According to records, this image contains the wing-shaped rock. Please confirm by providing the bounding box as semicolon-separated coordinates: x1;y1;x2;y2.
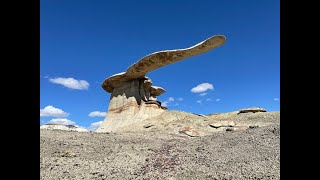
101;35;226;93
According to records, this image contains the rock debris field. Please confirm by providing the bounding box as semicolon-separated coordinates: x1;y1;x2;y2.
40;110;280;179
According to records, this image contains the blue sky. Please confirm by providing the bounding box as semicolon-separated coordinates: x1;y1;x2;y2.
40;0;280;129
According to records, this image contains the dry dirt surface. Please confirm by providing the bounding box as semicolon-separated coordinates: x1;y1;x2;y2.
40;111;280;180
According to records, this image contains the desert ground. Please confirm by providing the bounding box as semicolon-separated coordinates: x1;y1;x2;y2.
40;110;280;179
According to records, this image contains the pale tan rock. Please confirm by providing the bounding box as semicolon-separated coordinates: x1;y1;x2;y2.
125;35;226;79
238;107;267;114
209;121;236;128
97;35;226;133
96;79;164;133
179;126;202;137
150;86;166;96
101;35;226;93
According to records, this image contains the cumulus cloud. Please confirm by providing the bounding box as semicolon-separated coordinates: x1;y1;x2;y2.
47;118;76;125
87;121;103;131
40;105;69;117
88;111;107;117
49;77;89;90
199;93;207;96
177;98;183;101
191;83;214;93
216;98;221;102
273;98;280;101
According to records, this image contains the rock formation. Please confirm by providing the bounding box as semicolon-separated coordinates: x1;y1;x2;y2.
238;107;267;114
96;35;226;132
40;124;88;132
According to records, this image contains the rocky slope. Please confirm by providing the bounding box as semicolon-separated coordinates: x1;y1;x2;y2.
40;109;280;179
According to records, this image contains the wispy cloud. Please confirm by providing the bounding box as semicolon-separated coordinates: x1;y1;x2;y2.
162;97;176;107
87;121;103;131
47;118;76;125
40;105;69;117
162;101;169;107
49;77;89;90
177;97;184;101
216;98;221;102
191;83;214;93
206;98;212;101
273;98;280;101
199;93;207;96
196;100;202;103
88;111;107;117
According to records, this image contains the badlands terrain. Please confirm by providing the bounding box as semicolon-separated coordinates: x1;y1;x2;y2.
40;109;280;179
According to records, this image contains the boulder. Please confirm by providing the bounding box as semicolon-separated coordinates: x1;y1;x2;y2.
238;107;267;114
209;121;236;128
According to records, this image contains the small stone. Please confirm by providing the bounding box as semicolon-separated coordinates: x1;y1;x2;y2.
61;150;77;157
143;123;154;128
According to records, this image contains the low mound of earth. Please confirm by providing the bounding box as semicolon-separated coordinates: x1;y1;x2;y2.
40;110;280;179
117;110;279;136
40;124;88;132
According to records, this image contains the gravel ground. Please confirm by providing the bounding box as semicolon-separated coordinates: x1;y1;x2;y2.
40;112;280;179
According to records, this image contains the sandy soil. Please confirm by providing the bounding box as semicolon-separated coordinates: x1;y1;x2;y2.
40;111;280;179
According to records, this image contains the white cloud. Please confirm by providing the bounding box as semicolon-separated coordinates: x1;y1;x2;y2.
206;98;212;101
87;121;103;131
273;98;280;101
88;111;107;117
197;100;202;103
49;77;89;90
177;98;183;101
48;118;76;125
199;93;207;96
161;97;176;107
162;101;169;107
191;83;214;93
40;105;69;117
216;98;221;102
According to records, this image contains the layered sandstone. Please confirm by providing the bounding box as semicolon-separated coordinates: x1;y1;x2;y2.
96;78;165;132
96;35;226;133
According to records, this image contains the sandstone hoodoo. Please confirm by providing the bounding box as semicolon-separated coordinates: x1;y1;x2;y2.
96;35;226;133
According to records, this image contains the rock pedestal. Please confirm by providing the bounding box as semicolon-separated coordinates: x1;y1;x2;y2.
96;77;166;132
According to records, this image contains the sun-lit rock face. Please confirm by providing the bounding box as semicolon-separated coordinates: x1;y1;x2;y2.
96;35;226;133
96;77;166;132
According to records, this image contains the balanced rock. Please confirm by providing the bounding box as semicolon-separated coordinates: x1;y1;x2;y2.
96;35;226;133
